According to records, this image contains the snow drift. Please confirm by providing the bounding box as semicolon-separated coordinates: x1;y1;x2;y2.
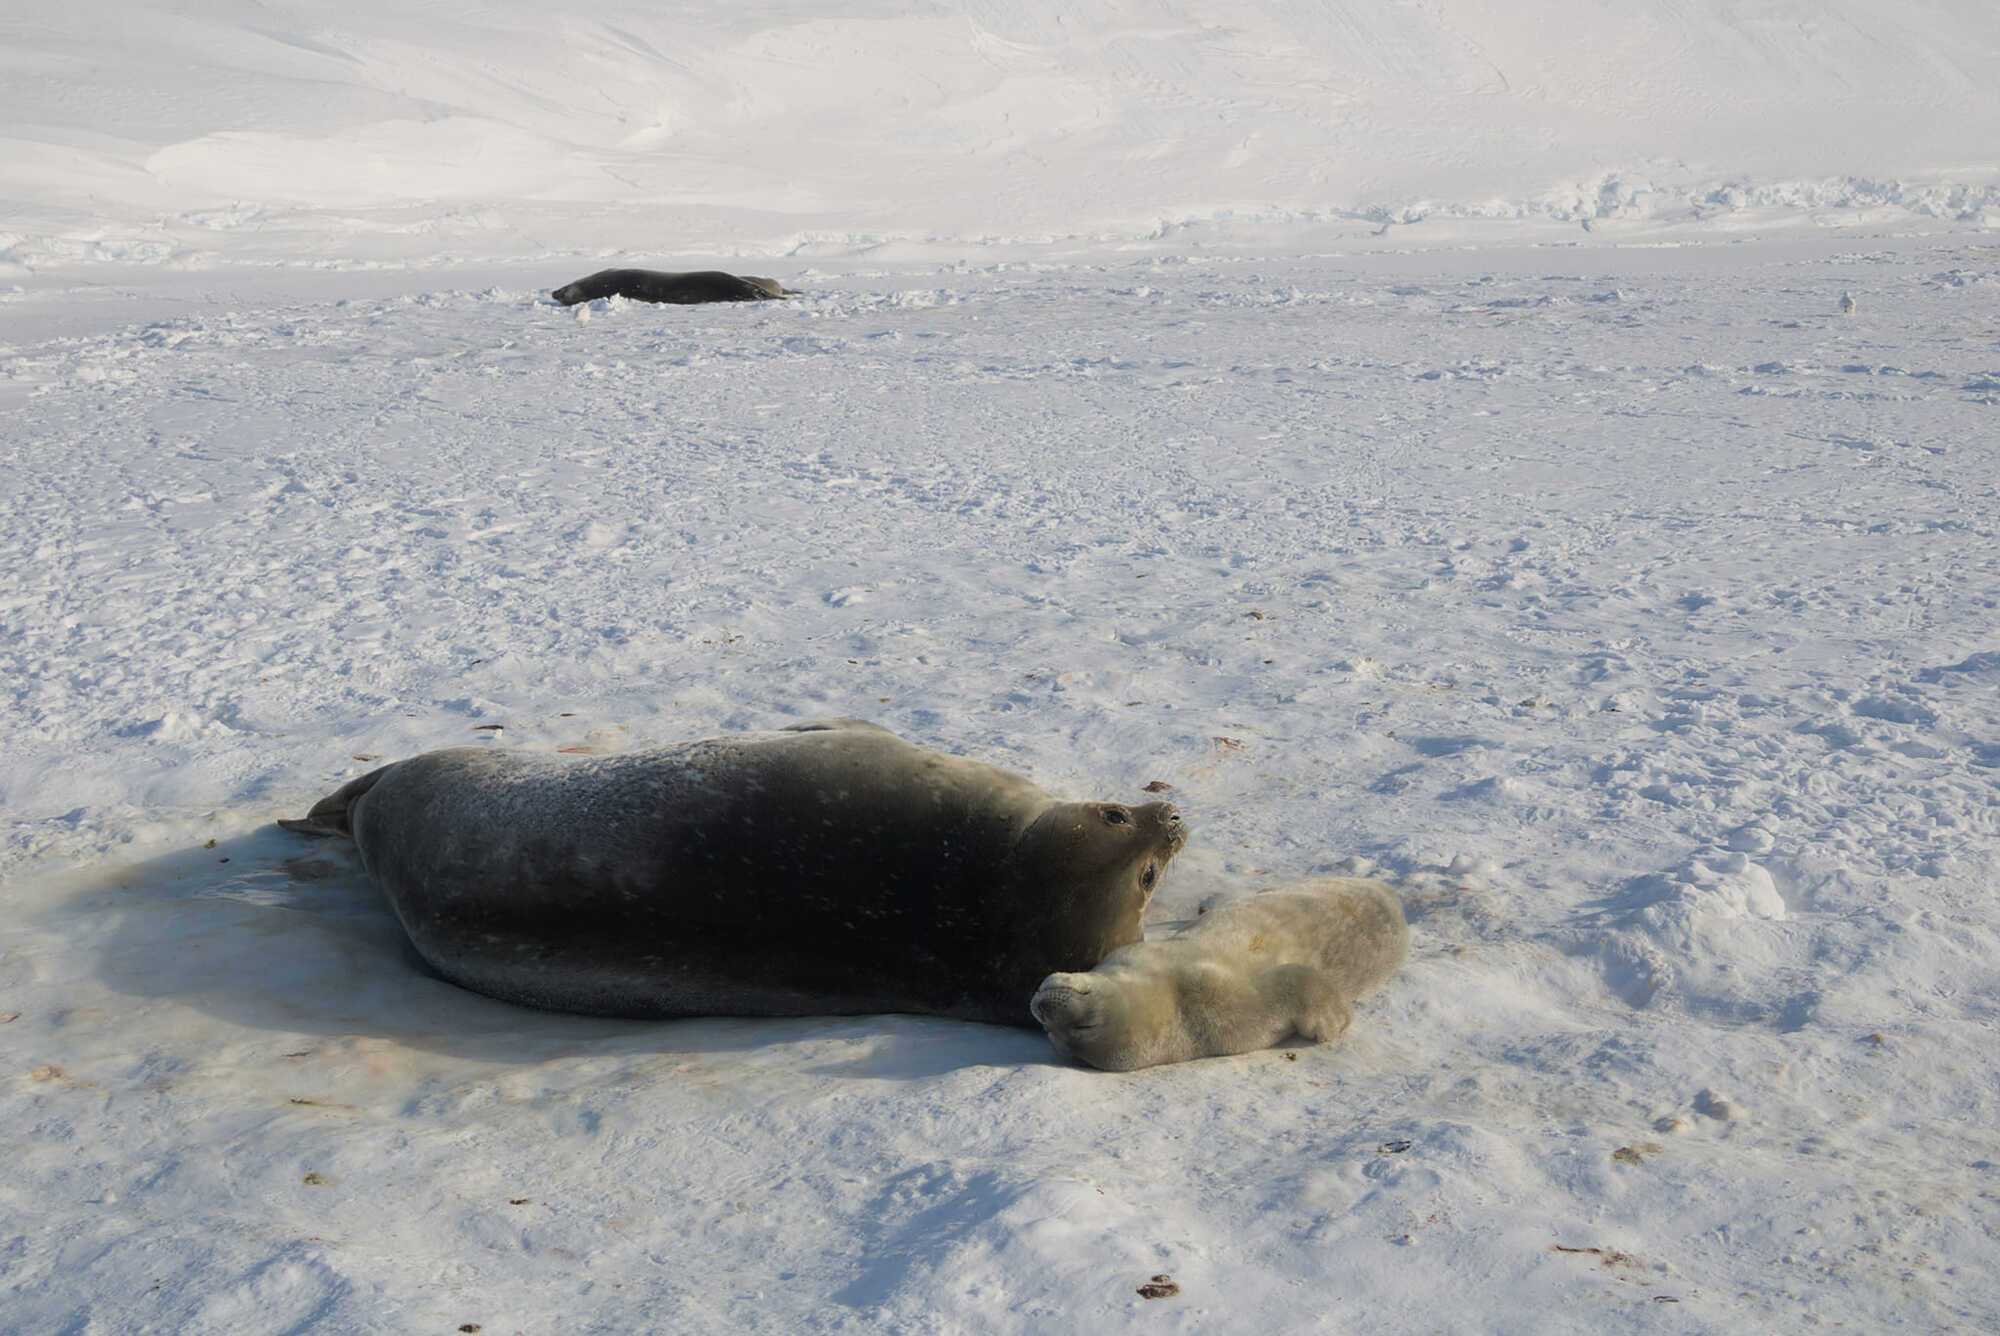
3;0;1998;269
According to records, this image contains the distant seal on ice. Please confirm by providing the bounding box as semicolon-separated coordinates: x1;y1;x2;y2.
550;269;796;306
1031;877;1406;1070
282;719;1185;1025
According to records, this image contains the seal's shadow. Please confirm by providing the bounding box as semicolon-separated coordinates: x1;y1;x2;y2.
68;826;1053;1076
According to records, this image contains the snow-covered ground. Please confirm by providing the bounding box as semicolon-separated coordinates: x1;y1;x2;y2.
5;2;2000;1333
9;237;1998;1334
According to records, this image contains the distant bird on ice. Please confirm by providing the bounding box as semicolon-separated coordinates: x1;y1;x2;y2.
1839;291;1857;315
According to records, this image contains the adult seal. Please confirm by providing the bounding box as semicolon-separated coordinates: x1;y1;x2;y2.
282;719;1186;1025
551;268;796;306
1031;877;1407;1070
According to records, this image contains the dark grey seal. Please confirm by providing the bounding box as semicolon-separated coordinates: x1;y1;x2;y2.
282;719;1185;1025
550;268;796;306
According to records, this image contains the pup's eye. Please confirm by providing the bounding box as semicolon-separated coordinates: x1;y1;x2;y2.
1141;863;1159;889
1102;808;1130;826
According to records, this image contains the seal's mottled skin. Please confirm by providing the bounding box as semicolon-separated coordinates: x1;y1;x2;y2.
550;269;795;306
1031;877;1407;1070
283;720;1184;1024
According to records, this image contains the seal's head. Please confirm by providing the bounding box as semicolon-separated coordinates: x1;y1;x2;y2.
996;800;1185;999
1077;799;1186;912
1036;799;1184;905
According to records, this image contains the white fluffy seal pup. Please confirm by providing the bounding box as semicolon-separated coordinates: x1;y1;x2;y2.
1030;877;1407;1070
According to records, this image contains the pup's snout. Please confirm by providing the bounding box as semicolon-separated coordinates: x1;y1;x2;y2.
1030;974;1092;1026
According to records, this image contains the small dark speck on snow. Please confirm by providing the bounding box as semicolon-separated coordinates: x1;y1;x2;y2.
1551;1244;1640;1271
1137;1275;1180;1299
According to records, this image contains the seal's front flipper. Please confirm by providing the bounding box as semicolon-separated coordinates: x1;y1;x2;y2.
1264;964;1352;1045
280;764;390;839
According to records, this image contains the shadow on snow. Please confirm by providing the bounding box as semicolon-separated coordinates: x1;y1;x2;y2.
52;824;1054;1078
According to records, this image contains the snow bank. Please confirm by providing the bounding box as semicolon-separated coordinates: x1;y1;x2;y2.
3;1;1998;270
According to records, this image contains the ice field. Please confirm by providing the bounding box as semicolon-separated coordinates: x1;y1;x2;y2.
3;2;1999;1332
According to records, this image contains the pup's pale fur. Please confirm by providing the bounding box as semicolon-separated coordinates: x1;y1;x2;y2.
1030;877;1407;1071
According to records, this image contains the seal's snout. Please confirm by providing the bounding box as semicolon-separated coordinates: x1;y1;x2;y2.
1144;802;1188;850
1030;974;1094;1028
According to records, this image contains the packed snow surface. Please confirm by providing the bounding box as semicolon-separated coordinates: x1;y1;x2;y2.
6;237;1998;1333
5;2;2000;1332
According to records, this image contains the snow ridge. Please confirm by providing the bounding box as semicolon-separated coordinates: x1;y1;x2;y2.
4;1;1997;269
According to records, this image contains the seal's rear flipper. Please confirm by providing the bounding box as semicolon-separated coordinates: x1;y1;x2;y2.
280;765;390;839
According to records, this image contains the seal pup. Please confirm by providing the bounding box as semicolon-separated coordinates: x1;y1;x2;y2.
550;269;796;306
283;719;1185;1025
1030;877;1406;1070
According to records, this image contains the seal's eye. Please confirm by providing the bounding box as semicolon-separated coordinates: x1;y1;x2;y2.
1102;807;1130;826
1141;863;1159;889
